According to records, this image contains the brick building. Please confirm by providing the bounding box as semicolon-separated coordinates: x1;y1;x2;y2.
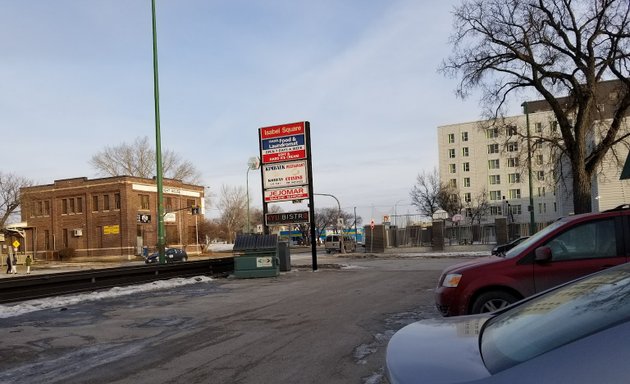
19;176;206;261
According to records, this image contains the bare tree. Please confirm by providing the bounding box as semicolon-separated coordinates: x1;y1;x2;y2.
437;184;463;218
0;172;33;227
410;168;446;217
90;136;202;184
466;189;491;226
217;185;247;243
441;0;630;213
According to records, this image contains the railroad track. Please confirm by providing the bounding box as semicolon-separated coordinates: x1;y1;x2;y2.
0;257;234;304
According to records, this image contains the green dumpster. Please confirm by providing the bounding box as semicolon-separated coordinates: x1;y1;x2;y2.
233;234;279;278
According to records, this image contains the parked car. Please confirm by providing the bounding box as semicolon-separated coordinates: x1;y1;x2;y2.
387;262;630;384
324;235;356;253
490;236;529;255
436;205;630;316
144;248;188;264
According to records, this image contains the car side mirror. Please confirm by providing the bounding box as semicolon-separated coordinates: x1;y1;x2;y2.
535;246;552;263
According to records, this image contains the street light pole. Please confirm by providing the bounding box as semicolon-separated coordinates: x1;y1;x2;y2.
150;0;166;264
314;193;344;253
522;101;536;235
246;157;260;234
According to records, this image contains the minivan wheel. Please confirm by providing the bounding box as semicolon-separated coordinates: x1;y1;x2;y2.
471;291;518;314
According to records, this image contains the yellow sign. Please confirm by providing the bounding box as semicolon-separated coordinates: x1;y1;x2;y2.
103;225;120;235
12;240;20;248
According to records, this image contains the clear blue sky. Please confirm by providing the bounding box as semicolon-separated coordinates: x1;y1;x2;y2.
0;0;517;223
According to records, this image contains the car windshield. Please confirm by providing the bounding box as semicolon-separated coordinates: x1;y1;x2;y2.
503;218;568;259
480;264;630;373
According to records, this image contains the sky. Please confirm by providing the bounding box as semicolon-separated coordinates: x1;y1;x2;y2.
0;0;521;225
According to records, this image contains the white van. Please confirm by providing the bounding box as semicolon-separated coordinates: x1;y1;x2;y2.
324;235;356;253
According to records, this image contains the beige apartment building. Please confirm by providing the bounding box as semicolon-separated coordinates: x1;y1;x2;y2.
438;80;630;230
18;176;206;261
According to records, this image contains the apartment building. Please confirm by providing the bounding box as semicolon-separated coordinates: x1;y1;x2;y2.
437;81;630;227
19;176;206;261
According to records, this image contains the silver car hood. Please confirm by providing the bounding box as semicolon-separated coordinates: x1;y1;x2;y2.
386;315;491;384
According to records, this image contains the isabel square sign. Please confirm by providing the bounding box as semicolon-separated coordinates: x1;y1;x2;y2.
259;122;307;164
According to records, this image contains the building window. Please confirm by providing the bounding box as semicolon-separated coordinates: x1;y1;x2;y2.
448;148;456;158
463;177;471;187
507;157;519;167
490;206;503;215
448;133;455;143
114;193;121;210
535;122;543;133
486;128;498;139
537;170;545;181
508;173;520;183
69;198;75;214
488;159;500;169
536;154;544;165
165;196;173;211
103;194;110;211
449;179;457;188
62;199;68;215
449;164;456;173
506;142;519;152
140;194;150;210
92;195;99;212
44;200;50;216
489;190;502;201
461;132;469;141
550;121;558;132
538;203;547;214
538;187;546;197
508;189;521;199
462;162;470;172
44;230;51;250
488;144;499;154
76;197;83;213
510;205;522;215
462;147;469;157
35;201;43;217
62;228;69;248
464;192;471;203
489;175;501;185
506;125;518;136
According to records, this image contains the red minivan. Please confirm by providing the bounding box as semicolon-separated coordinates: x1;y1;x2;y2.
435;205;630;316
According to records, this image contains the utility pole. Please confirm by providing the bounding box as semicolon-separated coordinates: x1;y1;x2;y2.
522;101;536;235
151;0;166;264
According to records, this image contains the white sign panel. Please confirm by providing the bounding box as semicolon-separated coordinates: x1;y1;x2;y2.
256;256;273;268
264;186;309;202
263;160;308;189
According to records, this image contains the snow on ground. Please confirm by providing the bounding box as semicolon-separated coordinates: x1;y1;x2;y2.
0;276;213;319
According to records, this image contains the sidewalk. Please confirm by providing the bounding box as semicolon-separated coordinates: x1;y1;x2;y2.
0;244;492;279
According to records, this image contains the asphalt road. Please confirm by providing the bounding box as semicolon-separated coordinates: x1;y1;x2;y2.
0;254;471;384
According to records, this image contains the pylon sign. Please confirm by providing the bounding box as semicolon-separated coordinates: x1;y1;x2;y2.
259;122;312;203
258;121;318;270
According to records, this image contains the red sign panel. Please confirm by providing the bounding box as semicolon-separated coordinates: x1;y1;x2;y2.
260;122;307;164
264;186;309;203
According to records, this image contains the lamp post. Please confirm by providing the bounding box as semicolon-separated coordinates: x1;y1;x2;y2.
150;0;166;264
522;101;536;235
246;157;260;233
314;193;344;253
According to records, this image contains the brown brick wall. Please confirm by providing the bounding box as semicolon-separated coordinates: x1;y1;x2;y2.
20;176;205;261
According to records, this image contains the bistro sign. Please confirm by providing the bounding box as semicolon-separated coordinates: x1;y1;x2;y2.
265;211;310;225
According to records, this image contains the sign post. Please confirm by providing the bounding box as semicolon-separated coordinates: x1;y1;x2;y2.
259;121;317;270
